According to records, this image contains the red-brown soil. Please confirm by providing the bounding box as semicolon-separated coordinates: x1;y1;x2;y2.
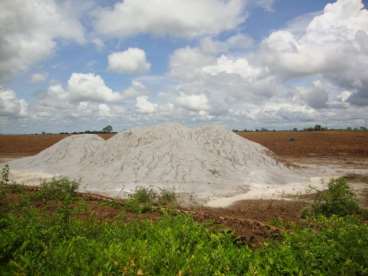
1;131;367;158
240;131;368;157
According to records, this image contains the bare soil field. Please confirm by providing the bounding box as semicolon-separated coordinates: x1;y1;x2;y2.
1;131;367;158
241;131;368;158
0;133;113;158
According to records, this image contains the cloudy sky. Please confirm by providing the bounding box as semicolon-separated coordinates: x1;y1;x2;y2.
1;0;368;133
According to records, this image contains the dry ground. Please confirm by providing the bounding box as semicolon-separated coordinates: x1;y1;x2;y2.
1;131;367;158
0;133;113;158
241;131;368;158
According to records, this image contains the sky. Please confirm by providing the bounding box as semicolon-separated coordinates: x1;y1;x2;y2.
0;0;368;133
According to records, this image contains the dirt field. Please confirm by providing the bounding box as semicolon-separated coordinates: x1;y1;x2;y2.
241;131;368;157
1;131;368;158
0;133;113;157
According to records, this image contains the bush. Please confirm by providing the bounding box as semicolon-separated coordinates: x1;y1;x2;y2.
309;178;361;217
124;188;177;213
35;178;79;201
0;164;10;186
124;187;157;213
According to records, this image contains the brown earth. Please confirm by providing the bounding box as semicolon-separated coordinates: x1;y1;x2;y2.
0;133;113;157
240;131;368;157
1;131;368;158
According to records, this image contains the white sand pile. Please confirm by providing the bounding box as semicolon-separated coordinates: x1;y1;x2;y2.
7;123;307;203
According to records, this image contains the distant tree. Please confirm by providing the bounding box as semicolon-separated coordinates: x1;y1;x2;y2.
102;125;113;133
314;124;322;131
293;128;298;132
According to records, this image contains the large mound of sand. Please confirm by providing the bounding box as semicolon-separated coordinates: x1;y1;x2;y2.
7;123;304;201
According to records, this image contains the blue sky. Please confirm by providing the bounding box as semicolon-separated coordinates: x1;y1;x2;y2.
1;0;368;133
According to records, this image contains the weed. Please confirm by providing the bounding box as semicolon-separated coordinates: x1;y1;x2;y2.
0;164;10;185
303;177;362;218
124;187;157;213
158;189;177;207
34;178;79;202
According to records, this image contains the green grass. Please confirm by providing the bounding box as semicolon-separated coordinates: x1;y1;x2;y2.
1;173;368;275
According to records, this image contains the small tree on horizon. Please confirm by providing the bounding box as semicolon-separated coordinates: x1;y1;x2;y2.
102;125;113;133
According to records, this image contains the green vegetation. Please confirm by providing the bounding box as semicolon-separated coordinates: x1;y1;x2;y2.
303;177;366;218
1;173;368;275
125;187;177;213
34;177;79;202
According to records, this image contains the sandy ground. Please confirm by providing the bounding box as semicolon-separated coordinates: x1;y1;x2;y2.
206;156;368;207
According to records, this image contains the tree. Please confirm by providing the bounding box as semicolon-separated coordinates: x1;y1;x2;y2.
102;125;113;133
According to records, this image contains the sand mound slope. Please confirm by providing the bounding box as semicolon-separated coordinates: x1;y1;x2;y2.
8;123;303;200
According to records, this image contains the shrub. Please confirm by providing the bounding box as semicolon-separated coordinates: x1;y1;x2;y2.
304;177;361;218
124;188;178;213
0;164;10;185
124;187;157;213
35;178;79;201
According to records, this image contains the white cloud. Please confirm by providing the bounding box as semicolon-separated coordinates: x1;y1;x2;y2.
94;0;246;39
31;73;47;83
136;96;157;114
108;48;151;74
0;88;28;117
259;0;368;85
176;94;210;113
202;55;261;81
0;0;85;82
169;47;216;80
67;73;122;103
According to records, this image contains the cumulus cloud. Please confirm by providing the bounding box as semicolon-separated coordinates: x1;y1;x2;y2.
67;73;122;103
31;73;47;83
176;94;210;113
0;0;84;82
108;48;151;74
4;0;368;132
136;96;157;114
259;0;368;98
94;0;246;38
0;88;28;117
202;55;261;81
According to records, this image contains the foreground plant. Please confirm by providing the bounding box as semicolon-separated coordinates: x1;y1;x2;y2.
303;177;364;218
34;177;79;202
